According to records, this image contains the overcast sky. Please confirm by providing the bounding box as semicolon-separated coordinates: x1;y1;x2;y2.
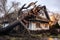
7;0;60;13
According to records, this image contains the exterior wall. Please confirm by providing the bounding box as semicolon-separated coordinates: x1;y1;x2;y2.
40;23;49;30
28;22;36;30
28;22;49;30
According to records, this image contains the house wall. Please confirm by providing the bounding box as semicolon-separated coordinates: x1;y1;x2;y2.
40;23;49;30
28;22;36;30
28;22;49;30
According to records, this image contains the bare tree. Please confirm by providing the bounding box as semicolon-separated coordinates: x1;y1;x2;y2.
8;1;20;13
0;0;7;13
0;0;20;15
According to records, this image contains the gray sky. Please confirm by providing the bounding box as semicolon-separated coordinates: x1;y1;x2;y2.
7;0;60;13
8;0;60;12
0;0;60;17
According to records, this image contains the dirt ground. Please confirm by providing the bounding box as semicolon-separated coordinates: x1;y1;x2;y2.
0;33;60;40
0;35;41;40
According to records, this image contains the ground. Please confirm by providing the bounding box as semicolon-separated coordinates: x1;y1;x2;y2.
0;33;60;40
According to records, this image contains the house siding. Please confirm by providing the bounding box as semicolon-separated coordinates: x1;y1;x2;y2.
28;22;49;30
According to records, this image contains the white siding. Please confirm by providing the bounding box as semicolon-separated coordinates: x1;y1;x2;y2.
29;22;36;30
28;22;49;30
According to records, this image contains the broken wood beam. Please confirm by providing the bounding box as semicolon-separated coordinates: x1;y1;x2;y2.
43;6;50;20
18;20;31;35
28;19;49;23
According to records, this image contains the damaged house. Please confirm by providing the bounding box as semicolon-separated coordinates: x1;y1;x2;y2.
0;1;59;35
